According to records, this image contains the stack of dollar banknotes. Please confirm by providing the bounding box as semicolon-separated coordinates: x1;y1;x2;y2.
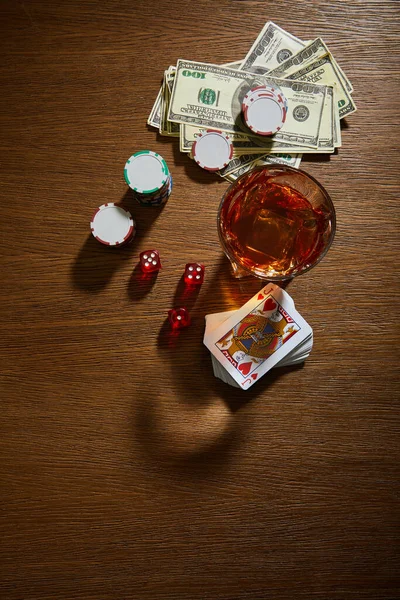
147;22;356;182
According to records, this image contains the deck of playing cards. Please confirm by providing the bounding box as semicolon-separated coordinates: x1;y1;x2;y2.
203;284;313;390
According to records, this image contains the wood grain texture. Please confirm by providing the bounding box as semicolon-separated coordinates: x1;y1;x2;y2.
0;1;399;598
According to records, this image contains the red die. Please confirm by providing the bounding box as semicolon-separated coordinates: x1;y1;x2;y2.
140;250;161;273
184;263;204;285
168;307;191;329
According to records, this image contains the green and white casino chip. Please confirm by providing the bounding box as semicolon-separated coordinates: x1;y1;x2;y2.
124;150;170;195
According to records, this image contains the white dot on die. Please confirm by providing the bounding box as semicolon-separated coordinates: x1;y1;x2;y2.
177;315;182;320
196;275;200;279
152;260;157;266
143;254;148;260
196;266;201;271
150;253;155;258
145;262;149;267
188;274;193;279
189;266;194;271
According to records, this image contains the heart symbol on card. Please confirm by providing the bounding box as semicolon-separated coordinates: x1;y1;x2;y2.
257;293;265;300
238;362;252;376
251;373;258;380
263;298;277;312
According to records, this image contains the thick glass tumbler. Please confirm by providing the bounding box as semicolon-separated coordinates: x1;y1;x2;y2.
217;165;336;281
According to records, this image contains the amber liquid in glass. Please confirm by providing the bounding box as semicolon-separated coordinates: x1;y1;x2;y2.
221;172;328;277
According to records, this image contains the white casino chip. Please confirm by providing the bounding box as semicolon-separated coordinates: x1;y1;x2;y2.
243;95;285;136
91;203;135;246
242;85;284;108
124;150;170;194
192;130;234;172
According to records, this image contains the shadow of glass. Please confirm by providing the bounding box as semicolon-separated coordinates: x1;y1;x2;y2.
133;392;241;479
131;257;300;471
134;329;302;476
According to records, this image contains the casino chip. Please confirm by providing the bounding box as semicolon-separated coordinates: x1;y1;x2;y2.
124;150;172;206
192;130;234;172
124;150;169;194
90;203;136;246
242;85;287;136
242;85;284;107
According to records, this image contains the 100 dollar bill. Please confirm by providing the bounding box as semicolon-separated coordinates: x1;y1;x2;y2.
180;124;310;154
270;38;356;118
147;86;163;128
166;70;180;136
240;21;306;74
218;152;302;178
169;60;328;148
181;82;337;154
271;37;353;93
149;61;242;133
222;60;242;69
181;92;336;155
221;153;303;182
288;54;356;120
180;125;257;153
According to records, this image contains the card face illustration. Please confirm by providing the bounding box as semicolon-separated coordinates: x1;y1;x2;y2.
214;294;300;378
203;284;312;389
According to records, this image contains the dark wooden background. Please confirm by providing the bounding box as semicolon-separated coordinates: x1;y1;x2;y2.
1;1;399;598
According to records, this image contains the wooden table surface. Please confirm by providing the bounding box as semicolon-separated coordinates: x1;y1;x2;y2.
1;1;399;598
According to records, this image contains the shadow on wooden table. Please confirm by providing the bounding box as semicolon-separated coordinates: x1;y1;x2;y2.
171;273;202;311
71;233;136;293
127;263;159;300
133;257;301;472
171;140;222;185
71;189;165;293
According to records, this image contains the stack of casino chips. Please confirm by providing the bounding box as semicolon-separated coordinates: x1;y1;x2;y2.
124;150;172;206
242;85;288;136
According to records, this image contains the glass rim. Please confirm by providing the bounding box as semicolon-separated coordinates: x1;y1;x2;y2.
217;164;337;282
